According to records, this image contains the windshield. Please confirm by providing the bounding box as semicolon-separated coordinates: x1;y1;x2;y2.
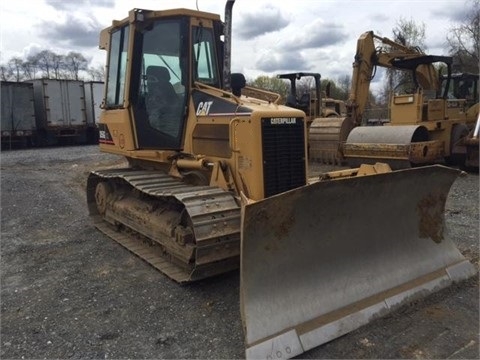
193;25;220;87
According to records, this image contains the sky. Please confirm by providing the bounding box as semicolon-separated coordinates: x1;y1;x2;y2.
0;0;472;94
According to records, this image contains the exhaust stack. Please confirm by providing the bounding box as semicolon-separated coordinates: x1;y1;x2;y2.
223;0;235;91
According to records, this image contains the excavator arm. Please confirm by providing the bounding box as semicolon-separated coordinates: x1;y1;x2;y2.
347;31;440;126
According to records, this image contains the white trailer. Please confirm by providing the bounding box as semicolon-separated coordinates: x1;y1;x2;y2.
1;81;36;148
30;79;88;145
84;81;104;143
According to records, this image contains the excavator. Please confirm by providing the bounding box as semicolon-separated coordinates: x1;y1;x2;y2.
86;2;476;358
309;31;479;170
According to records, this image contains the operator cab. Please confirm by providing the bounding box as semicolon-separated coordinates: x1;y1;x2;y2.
442;72;479;106
101;8;224;149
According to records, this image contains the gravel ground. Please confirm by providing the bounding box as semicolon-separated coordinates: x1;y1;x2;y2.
1;145;478;359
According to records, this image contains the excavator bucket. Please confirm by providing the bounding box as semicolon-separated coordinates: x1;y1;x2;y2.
240;165;476;359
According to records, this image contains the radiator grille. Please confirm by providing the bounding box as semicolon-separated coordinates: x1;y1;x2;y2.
261;117;306;197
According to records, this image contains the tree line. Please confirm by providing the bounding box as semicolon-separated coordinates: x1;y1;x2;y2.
2;0;476;100
0;50;105;83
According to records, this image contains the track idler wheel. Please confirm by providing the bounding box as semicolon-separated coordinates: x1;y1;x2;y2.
95;182;112;215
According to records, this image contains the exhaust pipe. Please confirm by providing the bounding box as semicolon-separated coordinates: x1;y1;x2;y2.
223;0;235;91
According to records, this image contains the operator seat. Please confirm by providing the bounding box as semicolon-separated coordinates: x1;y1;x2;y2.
285;94;298;107
145;66;180;136
146;66;178;103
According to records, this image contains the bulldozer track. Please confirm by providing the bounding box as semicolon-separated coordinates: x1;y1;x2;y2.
87;168;241;283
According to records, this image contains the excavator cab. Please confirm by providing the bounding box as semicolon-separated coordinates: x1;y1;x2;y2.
442;72;479;121
444;72;479;103
388;55;452;125
277;72;322;122
278;72;346;124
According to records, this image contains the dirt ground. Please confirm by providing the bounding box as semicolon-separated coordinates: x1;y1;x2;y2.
1;145;479;359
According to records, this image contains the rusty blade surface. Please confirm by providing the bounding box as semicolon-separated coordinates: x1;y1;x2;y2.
240;165;476;359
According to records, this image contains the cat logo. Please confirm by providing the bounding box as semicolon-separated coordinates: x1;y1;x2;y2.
270;117;297;125
196;101;213;116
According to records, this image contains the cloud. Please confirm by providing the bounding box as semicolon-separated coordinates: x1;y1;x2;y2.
235;5;290;39
255;52;311;73
428;36;449;52
431;6;470;23
37;14;103;48
45;0;115;11
370;12;390;23
279;19;348;51
22;43;44;59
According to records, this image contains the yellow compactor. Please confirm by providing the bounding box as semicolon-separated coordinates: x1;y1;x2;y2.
87;2;476;358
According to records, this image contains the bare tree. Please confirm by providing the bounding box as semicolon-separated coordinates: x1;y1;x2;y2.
8;57;24;82
392;18;427;50
51;53;65;79
0;65;13;81
296;76;316;97
447;0;479;73
22;57;40;80
335;75;352;100
87;64;106;82
65;52;88;80
391;18;427;88
34;50;57;78
378;18;427;105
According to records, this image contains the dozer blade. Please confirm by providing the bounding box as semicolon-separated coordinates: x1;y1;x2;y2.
240;165;476;359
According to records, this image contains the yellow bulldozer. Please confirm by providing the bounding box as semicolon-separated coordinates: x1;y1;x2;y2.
87;2;476;358
309;30;479;170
